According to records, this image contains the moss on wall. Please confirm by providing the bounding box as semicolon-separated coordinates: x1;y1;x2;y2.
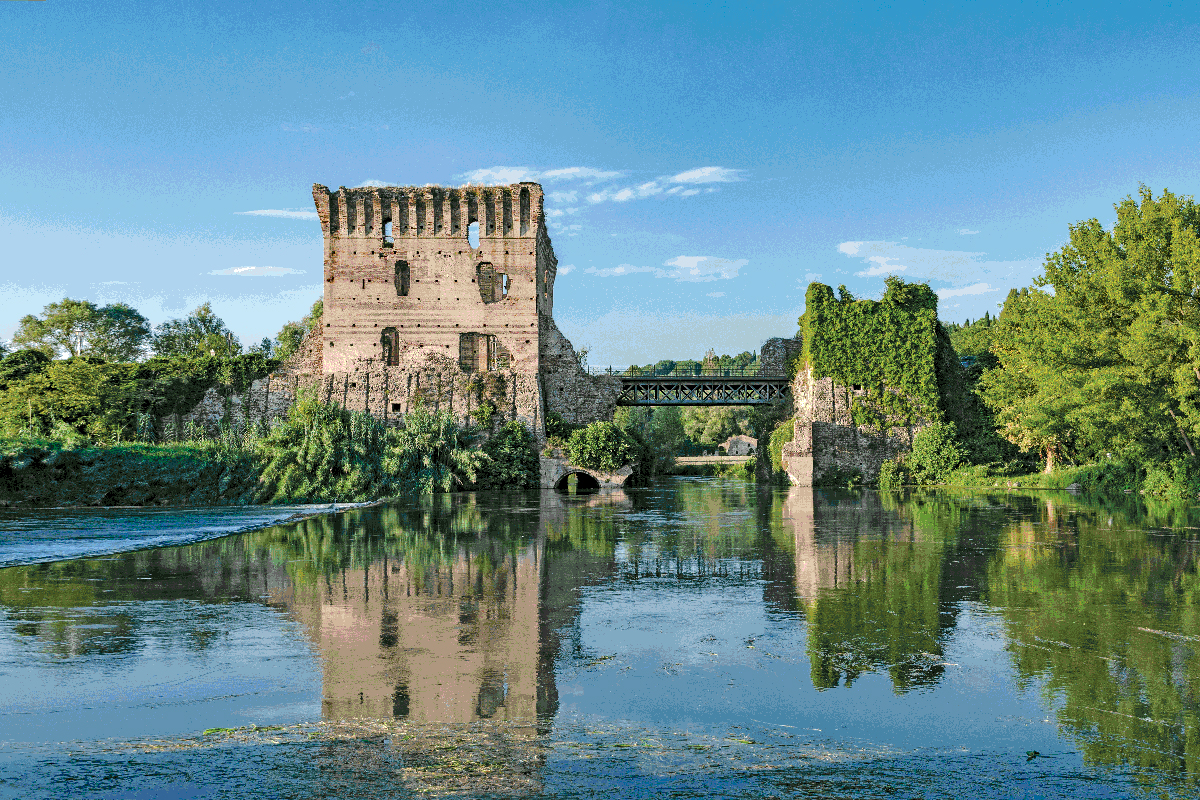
803;278;941;430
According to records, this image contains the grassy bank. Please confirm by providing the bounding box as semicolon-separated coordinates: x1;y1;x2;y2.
0;437;261;507
936;459;1200;500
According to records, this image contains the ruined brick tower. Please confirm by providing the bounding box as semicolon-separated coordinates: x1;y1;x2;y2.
314;182;554;376
310;181;619;438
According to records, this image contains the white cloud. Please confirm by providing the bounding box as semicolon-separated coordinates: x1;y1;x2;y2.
558;265;575;275
836;240;1041;299
459;166;621;185
855;256;908;278
547;191;578;204
538;167;621;183
236;209;319;220
210;266;306;277
356;179;392;188
668;166;741;184
936;282;994;298
584;255;747;282
584;263;657;278
958;229;980;235
707;291;725;298
586;166;742;205
802;272;823;284
664;255;746;281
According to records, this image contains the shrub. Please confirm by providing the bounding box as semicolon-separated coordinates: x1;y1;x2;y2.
477;421;540;489
567;421;636;473
768;417;796;472
908;422;964;484
877;457;907;489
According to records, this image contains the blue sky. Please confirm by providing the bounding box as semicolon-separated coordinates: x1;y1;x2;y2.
3;0;1200;365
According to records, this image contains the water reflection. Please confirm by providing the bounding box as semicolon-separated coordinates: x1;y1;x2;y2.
3;483;1200;797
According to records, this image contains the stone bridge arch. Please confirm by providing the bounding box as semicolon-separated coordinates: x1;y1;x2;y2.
539;455;632;491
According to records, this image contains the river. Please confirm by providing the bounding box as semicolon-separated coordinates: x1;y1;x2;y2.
1;478;1197;798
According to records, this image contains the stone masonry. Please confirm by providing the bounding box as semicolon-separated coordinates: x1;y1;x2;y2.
781;367;923;486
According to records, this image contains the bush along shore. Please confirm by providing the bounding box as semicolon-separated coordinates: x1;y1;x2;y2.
0;395;548;508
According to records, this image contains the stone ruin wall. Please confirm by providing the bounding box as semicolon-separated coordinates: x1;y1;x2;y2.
759;336;803;376
781;367;924;486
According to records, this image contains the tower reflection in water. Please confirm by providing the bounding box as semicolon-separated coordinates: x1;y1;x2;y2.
269;490;627;732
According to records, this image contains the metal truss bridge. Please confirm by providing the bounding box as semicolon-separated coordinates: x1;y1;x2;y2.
592;367;791;406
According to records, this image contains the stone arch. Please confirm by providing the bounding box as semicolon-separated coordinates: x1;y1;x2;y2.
554;470;601;494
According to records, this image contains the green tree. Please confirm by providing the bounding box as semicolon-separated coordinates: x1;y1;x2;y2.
980;187;1200;470
275;299;323;362
151;302;241;359
12;299;151;361
682;406;750;446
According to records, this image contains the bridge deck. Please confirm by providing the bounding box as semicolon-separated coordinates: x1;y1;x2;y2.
614;374;790;405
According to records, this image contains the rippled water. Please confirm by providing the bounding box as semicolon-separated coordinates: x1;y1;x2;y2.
2;480;1199;798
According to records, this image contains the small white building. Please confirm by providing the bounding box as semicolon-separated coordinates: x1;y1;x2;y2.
722;434;757;456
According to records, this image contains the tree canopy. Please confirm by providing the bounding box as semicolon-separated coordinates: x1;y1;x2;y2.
12;298;151;361
151;302;242;359
979;186;1200;470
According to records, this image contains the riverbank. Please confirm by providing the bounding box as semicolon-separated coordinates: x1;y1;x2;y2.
0;438;263;507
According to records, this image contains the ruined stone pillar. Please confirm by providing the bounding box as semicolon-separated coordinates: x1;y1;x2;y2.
336;190;349;237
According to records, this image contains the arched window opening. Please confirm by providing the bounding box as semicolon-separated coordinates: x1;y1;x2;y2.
502;192;513;233
415;199;426;233
395;261;410;297
380;327;399;366
501;273;510;299
433;193;443;234
450;193;461;235
467;221;479;249
519;187;530;235
477;262;499;303
383;220;393;246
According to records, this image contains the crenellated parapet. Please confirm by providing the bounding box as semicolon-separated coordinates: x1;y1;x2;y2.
311;183;546;241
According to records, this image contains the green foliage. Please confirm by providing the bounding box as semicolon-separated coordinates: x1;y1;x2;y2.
682;405;751;446
256;397;485;503
274;299;323;362
803;277;941;425
477;421;540;489
980;187;1200;473
943;312;996;360
544;409;578;441
0;349;51;390
877;457;907;490
470;400;496;428
567;421;636;473
12;298;151;361
387;404;487;494
151;302;241;359
768;416;796;473
817;466;863;488
908;422;964;484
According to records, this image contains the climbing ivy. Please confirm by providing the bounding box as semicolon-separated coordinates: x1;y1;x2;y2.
803;278;942;427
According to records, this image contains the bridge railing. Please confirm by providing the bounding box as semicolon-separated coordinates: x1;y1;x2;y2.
590;365;787;378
